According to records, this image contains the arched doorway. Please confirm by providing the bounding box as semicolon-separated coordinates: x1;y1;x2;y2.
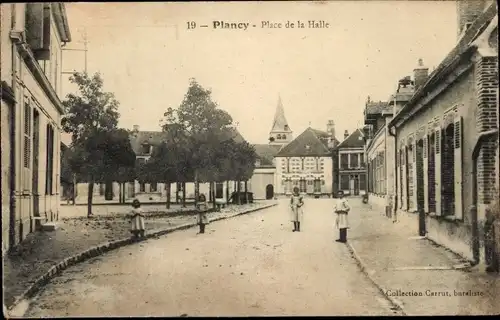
266;184;274;199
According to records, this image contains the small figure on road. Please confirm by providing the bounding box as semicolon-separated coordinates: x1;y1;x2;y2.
290;187;304;232
334;190;351;243
197;194;210;234
130;199;146;239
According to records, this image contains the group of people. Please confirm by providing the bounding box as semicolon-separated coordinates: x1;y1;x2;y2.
128;194;211;239
128;188;351;243
289;187;351;243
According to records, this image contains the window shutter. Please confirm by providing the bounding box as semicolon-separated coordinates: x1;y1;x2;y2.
25;3;44;50
411;142;417;211
454;116;463;219
402;146;407;210
423;136;429;212
434;126;442;216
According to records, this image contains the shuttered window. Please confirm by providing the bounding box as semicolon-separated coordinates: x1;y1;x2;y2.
23;102;32;169
45;124;55;195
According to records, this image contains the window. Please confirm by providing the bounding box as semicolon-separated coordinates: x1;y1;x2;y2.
141;143;151;154
284;125;289;131
340;154;349;169
277;134;282;140
299;179;306;193
314;179;321;192
139;182;146;192
350;153;359;168
150;182;157;192
45;124;55;195
282;134;287;140
341;175;349;190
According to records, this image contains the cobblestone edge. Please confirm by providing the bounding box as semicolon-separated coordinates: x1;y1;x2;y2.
7;203;277;315
345;240;407;316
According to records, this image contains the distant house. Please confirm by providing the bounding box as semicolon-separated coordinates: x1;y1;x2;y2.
73;125;247;204
274;127;336;197
250;144;281;199
336;129;366;196
387;1;498;263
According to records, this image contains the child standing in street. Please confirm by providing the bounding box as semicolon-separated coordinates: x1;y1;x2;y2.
334;190;351;243
290;187;304;232
130;199;145;239
197;194;209;234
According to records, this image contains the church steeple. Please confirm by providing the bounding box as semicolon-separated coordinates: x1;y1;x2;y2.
269;95;293;145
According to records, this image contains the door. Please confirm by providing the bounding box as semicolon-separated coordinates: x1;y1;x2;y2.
32;110;40;229
104;181;114;200
313;179;321;193
265;184;274;199
353;175;360;196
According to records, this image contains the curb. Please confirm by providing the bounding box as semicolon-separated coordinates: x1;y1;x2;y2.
345;240;407;316
7;203;277;316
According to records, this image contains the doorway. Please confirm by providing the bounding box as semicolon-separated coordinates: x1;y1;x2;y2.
265;184;274;199
442;124;455;215
104;180;114;200
350;175;360;196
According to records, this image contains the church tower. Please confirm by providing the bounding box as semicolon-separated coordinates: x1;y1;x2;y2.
269;95;293;146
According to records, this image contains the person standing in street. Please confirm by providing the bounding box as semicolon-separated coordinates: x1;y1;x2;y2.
130;199;146;239
290;187;304;232
197;194;209;234
334;190;351;243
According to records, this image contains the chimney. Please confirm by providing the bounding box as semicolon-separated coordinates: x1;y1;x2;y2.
413;58;429;91
133;125;140;132
457;0;488;39
344;130;349;140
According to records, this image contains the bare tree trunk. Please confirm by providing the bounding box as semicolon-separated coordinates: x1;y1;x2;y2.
166;182;171;209
237;180;241;205
194;171;199;207
226;180;230;205
175;182;179;204
72;174;77;205
119;183;122;204
212;182;216;209
244;180;248;204
182;182;186;208
87;179;94;217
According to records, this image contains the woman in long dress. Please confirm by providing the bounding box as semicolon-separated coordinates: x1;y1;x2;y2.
290;187;304;232
334;190;351;243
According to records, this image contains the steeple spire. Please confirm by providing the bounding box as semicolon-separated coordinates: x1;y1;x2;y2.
269;94;293;146
271;95;291;132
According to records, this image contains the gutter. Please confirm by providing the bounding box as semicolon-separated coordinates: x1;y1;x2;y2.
471;129;499;264
9;31;65;115
9;4;18;252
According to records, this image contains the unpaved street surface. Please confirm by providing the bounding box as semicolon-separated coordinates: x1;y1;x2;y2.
24;199;398;317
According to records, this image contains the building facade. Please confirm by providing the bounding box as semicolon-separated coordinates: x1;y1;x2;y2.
336;129;367;196
388;1;498;263
363;77;415;211
1;3;71;253
274;127;335;197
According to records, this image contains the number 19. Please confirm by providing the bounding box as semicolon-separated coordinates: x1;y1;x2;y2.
187;21;196;29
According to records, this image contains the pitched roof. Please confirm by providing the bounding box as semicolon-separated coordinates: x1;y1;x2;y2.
253;144;281;167
390;2;497;126
270;95;291;132
129;127;246;156
276;127;331;157
337;128;365;149
129;131;168;156
365;100;391;115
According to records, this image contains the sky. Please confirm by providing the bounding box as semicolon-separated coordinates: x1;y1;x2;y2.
61;1;458;144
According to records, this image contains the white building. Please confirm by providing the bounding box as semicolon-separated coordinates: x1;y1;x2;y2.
1;3;71;252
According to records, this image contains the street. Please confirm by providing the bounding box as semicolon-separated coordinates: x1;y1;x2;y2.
23;199;399;317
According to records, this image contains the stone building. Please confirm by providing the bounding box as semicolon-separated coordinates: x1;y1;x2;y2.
363;76;415;212
1;3;71;252
336;129;367;196
387;0;498;263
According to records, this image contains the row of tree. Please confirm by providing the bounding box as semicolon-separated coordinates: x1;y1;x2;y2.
61;73;257;217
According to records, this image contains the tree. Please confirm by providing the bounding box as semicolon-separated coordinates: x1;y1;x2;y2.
62;72;135;217
162;79;234;206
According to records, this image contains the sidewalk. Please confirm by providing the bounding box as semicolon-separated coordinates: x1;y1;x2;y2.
3;201;274;309
347;199;500;315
